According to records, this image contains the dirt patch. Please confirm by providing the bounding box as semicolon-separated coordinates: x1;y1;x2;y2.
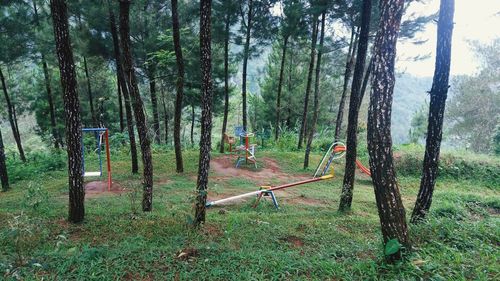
207;155;331;208
280;235;305;248
210;155;310;185
85;181;127;198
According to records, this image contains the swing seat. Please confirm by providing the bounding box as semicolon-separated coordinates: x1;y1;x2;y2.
84;171;102;177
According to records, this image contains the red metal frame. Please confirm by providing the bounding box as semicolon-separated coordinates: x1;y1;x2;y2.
105;129;112;191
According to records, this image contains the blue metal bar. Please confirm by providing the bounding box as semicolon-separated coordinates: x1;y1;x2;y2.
82;128;108;176
97;133;103;176
81;134;85;175
82;128;107;132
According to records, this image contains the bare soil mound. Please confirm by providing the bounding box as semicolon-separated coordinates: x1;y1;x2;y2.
85;181;127;198
208;155;326;206
210;155;310;185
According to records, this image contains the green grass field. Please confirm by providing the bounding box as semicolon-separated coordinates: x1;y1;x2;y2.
0;149;499;280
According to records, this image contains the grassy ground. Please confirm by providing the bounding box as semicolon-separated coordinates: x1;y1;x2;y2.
0;149;499;280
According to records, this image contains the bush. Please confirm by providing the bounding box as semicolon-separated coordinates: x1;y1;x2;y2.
6;150;66;183
394;144;500;186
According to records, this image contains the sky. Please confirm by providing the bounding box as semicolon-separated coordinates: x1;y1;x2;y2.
397;0;500;77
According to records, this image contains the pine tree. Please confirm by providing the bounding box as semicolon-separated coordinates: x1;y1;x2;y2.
171;0;184;173
108;6;139;174
297;11;319;149
411;0;455;223
214;0;238;153
119;0;154;212
304;8;326;168
367;0;409;263
339;0;372;211
194;0;213;226
0;128;9;192
51;0;85;223
32;0;62;149
0;67;26;162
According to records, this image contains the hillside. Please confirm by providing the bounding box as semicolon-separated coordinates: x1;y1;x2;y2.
392;74;432;143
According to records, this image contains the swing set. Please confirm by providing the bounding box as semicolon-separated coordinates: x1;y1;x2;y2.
81;128;112;191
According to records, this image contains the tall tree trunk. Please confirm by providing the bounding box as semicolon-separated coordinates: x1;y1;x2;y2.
42;55;63;148
339;0;372;211
241;0;253;132
220;13;231;153
119;0;153;212
109;7;138;174
33;0;62;148
304;12;325;168
194;0;213;226
161;88;169;145
275;36;289;141
190;104;195;146
148;64;161;144
171;0;184;173
411;0;455;223
0;128;9;192
358;57;373;112
117;77;125;132
51;0;84;223
367;0;409;263
83;56;97;127
297;17;318;149
0;67;26;162
286;48;293;128
334;26;358;141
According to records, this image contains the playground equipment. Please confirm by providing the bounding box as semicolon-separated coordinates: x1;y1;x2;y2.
81;128;112;191
223;133;236;153
206;174;333;209
313;141;371;178
207;140;371;210
234;127;258;169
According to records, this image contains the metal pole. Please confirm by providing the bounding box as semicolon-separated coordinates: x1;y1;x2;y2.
105;129;112;191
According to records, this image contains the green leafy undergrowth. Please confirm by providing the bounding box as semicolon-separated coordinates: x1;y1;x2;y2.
0;149;498;280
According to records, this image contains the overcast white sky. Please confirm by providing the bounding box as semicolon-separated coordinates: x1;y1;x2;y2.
397;0;500;77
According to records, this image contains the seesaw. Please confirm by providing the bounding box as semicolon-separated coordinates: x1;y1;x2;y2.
206;174;333;209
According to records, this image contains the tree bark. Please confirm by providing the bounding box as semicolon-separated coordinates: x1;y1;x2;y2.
51;0;84;223
171;0;184;173
0;67;26;162
119;0;154;212
220;12;231;153
339;0;372;212
334;26;358;141
117;76;125;132
148;64;161;144
241;0;253;132
161;88;169;145
297;16;318;149
194;0;213;226
83;56;97;127
286;48;293;128
109;7;139;174
190;104;195;146
275;36;289;141
411;0;454;223
42;55;63;148
0;128;9;192
367;0;409;263
358;57;373;112
304;12;325;169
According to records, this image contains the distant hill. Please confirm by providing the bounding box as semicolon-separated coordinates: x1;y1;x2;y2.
392;73;432;143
